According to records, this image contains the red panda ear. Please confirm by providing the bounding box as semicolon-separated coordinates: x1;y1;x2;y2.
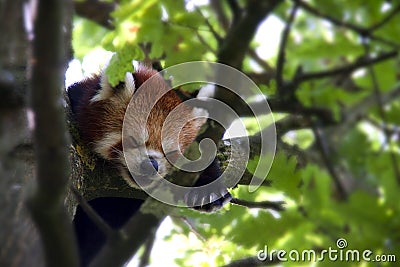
124;72;136;94
131;65;159;88
67;76;101;117
91;72;136;102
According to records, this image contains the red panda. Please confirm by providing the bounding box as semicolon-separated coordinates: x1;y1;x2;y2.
68;64;231;211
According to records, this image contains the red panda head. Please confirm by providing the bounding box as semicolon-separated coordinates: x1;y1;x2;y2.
69;65;207;188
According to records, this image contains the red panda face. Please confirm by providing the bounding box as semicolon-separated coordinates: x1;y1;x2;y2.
69;65;207;189
121;69;208;188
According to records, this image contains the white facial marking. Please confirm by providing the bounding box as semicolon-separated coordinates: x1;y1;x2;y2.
90;70;114;102
124;72;135;95
94;132;122;160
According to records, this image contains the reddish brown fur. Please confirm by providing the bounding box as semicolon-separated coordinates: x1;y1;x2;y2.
145;90;197;154
71;67;201;161
68;65;231;212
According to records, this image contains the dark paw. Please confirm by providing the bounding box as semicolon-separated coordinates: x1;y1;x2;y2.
184;158;231;212
194;191;232;212
184;187;232;212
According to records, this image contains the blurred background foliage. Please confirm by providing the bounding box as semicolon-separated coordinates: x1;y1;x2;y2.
71;0;400;266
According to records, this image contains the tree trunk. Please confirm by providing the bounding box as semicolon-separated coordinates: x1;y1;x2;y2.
0;0;44;266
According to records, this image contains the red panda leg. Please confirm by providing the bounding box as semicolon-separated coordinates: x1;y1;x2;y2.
186;158;232;212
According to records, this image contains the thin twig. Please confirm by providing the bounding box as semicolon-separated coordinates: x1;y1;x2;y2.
227;0;242;27
74;0;116;29
369;5;400;32
89;199;164;267
294;0;366;34
222;256;280;267
217;0;281;68
138;231;156;267
276;2;298;95
328;86;400;139
209;0;230;31
178;216;207;242
362;41;400;185
70;186;115;238
195;31;217;53
296;50;397;83
230;198;285;212
248;49;275;73
203;0;282;144
246;71;275;87
195;5;222;43
366;117;400;138
293;0;400;48
275;115;312;136
311;121;348;200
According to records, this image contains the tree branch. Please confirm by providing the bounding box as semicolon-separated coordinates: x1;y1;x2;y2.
195;5;222;43
217;0;281;69
226;0;242;27
67;138;148;201
70;186;115;238
209;0;230;31
366;117;400;139
276;2;298;95
177;216;207;242
294;0;367;34
292;50;398;84
369;4;400;32
138;231;156;267
74;0;116;29
28;0;77;266
311;121;348;200
201;0;282;147
230;198;285;212
328;85;400;139
222;256;280;267
83;132;275;266
248;49;275;74
275;115;313;136
293;0;400;48
89;199;167;267
362;41;400;184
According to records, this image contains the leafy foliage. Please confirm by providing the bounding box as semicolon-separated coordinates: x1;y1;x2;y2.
72;0;400;266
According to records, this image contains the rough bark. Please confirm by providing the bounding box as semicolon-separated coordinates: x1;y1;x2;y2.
27;0;77;266
0;0;43;266
0;0;74;265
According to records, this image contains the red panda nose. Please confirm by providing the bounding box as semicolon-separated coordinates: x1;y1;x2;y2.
140;157;159;176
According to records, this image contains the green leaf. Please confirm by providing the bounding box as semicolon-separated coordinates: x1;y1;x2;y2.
247;152;301;200
105;45;143;86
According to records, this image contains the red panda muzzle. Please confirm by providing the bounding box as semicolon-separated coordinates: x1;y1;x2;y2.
139;157;159;176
